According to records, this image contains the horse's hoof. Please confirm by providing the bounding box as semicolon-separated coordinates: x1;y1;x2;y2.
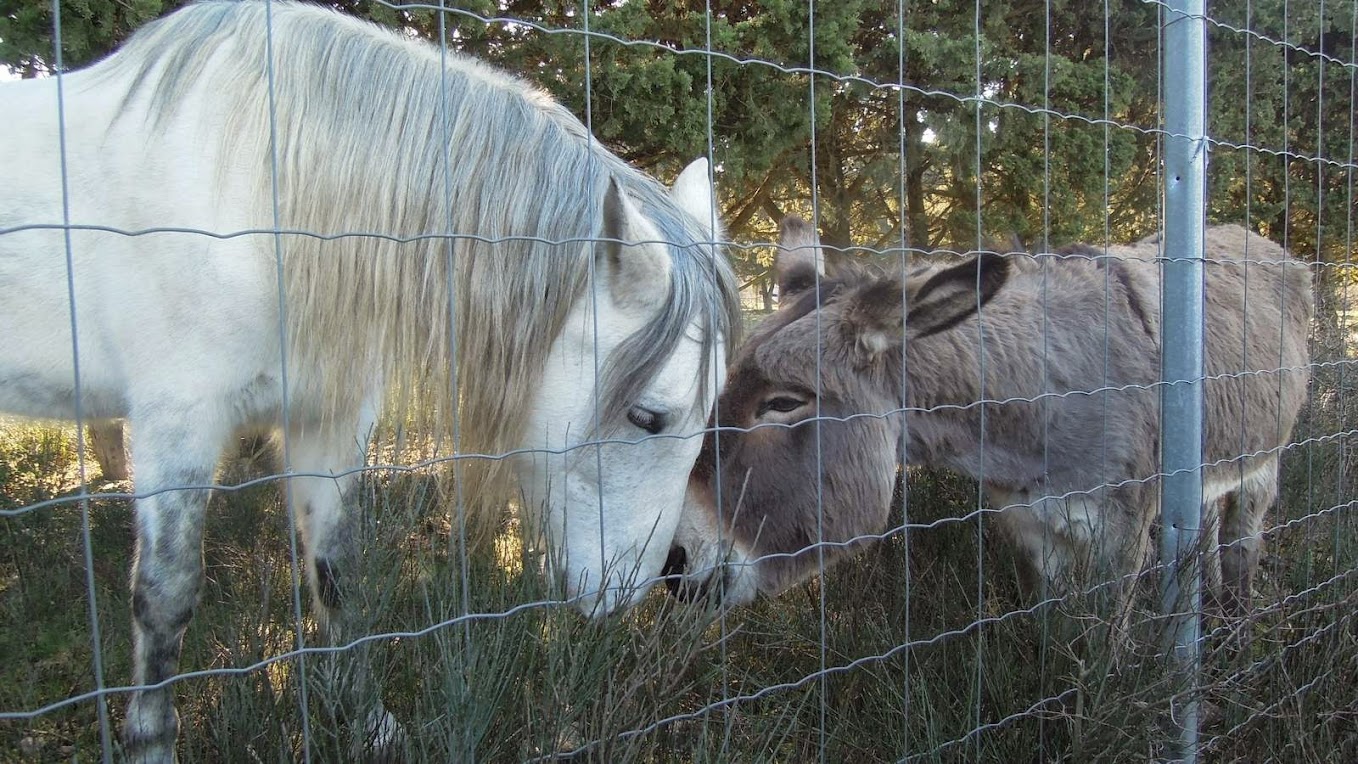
351;707;407;763
121;738;177;764
121;702;179;764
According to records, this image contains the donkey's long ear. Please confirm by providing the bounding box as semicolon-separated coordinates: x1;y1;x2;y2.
601;179;672;310
671;158;721;238
842;277;908;360
776;216;826;300
905;252;1010;339
842;253;1009;361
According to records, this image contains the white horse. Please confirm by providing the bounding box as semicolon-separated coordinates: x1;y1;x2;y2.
0;2;739;759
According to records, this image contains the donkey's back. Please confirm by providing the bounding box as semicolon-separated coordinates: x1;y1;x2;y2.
1148;225;1310;612
1205;227;1311;475
1112;225;1312;477
1038;224;1312;615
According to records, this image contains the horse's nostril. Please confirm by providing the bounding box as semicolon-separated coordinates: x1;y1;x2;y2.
662;546;688;596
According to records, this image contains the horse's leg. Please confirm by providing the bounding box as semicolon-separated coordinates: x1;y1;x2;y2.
1219;461;1278;617
121;411;229;763
284;409;402;756
286;425;364;641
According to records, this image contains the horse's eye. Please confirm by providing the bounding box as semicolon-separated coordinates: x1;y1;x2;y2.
627;405;668;435
758;396;806;416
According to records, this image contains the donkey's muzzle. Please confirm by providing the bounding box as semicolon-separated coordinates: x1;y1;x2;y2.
662;546;720;603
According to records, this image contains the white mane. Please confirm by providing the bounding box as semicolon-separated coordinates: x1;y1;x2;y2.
90;0;741;498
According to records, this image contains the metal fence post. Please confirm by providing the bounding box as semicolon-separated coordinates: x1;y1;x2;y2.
1159;1;1207;762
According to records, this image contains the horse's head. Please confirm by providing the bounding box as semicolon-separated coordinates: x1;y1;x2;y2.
518;158;736;616
666;216;1009;606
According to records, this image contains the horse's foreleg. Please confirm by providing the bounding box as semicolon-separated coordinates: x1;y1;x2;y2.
121;417;222;763
286;411;402;757
286;435;361;642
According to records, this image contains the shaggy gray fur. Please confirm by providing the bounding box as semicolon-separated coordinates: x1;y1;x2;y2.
684;220;1310;623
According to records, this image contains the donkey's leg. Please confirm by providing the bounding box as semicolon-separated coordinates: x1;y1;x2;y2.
1219;461;1278;617
986;486;1067;602
121;411;230;764
1056;490;1148;654
994;503;1068;603
1105;497;1155;652
1003;503;1094;651
284;408;402;755
1200;493;1225;613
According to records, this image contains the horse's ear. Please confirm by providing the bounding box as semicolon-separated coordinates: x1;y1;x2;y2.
671;158;720;237
904;252;1010;340
601;179;672;310
776;216;825;300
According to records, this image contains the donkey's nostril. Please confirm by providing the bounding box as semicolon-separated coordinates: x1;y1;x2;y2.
662;546;688;576
662;546;688;596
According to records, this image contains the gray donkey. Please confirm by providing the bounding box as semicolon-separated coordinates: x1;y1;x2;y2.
668;217;1311;627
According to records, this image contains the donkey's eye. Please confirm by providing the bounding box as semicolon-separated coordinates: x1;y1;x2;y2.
627;405;668;435
758;396;806;417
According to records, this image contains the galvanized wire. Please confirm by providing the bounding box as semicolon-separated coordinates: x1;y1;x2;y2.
4;0;1355;760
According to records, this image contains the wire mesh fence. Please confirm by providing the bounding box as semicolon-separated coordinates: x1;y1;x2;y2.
1;0;1355;761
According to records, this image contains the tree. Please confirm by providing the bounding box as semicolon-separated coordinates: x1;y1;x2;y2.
0;0;180;75
5;0;1351;300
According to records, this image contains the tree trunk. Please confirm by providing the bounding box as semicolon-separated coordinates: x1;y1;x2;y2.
89;421;130;482
903;113;931;251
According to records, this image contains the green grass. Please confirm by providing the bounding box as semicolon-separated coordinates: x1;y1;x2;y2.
1;385;1356;762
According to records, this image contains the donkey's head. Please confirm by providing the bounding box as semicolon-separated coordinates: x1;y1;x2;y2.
666;216;1009;605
